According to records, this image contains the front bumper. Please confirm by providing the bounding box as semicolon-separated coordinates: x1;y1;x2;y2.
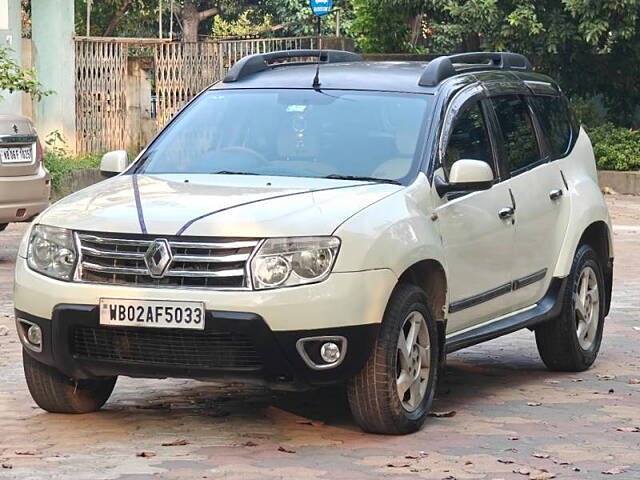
18;306;379;390
15;258;397;389
0;167;50;223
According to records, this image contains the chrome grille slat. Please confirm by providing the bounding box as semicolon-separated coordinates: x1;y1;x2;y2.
76;232;258;289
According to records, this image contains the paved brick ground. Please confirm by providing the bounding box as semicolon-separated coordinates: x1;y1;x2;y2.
0;195;638;480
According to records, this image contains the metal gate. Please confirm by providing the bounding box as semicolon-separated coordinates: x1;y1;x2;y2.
75;40;128;153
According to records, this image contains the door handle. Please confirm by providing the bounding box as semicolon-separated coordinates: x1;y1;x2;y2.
498;207;515;220
549;189;563;201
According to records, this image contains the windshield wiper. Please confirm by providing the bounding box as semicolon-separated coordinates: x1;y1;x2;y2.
211;170;260;175
324;174;401;185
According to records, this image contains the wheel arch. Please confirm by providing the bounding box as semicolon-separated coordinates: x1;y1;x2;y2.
397;259;448;361
577;220;613;316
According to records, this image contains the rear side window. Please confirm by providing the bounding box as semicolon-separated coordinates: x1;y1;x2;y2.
443;101;494;176
491;95;541;174
529;95;573;159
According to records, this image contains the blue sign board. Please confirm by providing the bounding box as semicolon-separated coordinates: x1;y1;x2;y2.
310;0;333;17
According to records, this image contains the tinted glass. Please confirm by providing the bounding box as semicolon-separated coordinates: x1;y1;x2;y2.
491;96;541;173
444;101;493;174
139;90;433;182
530;95;572;158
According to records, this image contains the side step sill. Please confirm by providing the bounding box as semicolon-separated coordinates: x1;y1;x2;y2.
445;277;568;354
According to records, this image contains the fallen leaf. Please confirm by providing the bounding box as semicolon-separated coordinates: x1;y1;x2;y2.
628;378;640;385
429;410;457;417
277;446;296;454
386;462;411;468
571;378;584;382
405;454;419;459
602;465;629;475
498;458;515;464
543;379;560;384
161;439;189;446
633;327;640;332
15;450;40;456
616;426;640;433
529;470;555;480
514;467;531;475
532;452;550;459
136;451;156;458
242;441;258;447
1;463;12;469
295;419;325;427
597;374;616;380
508;436;520;441
527;402;542;407
464;460;473;465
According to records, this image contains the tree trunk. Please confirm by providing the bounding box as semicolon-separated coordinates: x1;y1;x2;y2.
181;1;220;42
103;0;135;37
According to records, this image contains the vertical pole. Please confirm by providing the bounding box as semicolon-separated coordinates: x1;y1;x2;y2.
169;0;174;40
86;0;91;37
158;0;163;39
317;16;322;50
336;10;340;37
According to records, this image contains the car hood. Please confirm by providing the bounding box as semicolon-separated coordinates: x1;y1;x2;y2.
38;174;403;237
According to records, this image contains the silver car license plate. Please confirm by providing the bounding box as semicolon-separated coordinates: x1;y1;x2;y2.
0;146;32;164
99;298;205;330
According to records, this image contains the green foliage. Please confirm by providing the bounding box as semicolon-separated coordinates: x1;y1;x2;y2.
0;47;52;101
349;0;410;52
43;131;102;193
212;9;273;37
588;123;640;171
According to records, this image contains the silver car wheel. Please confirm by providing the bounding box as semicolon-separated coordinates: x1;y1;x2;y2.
396;311;430;412
575;265;600;350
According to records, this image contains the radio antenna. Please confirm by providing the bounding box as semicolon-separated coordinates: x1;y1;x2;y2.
312;16;322;90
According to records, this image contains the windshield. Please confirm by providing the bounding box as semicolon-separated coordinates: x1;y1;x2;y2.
137;89;434;182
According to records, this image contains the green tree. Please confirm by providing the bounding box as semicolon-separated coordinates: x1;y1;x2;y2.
0;47;51;101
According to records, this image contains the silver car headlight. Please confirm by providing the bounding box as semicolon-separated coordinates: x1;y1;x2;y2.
250;237;340;290
27;225;77;281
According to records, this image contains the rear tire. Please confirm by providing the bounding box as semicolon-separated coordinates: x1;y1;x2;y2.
348;284;439;434
23;350;117;413
535;245;605;372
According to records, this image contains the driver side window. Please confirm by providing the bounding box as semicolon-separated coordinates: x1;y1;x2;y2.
444;101;494;177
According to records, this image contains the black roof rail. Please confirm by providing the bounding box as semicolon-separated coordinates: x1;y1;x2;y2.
419;52;532;87
223;49;363;83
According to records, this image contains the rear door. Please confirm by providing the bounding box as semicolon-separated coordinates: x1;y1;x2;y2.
488;93;570;309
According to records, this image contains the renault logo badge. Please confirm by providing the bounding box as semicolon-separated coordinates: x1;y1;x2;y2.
144;239;172;278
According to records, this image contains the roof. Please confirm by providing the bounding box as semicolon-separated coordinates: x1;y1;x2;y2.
214;61;436;94
213;60;558;95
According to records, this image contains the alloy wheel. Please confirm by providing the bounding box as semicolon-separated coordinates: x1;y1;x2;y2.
575;265;600;350
396;311;431;412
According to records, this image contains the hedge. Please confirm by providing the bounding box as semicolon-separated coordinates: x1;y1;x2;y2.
588;123;640;172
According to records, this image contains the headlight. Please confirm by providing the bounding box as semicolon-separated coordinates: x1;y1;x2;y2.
250;237;340;290
27;225;77;281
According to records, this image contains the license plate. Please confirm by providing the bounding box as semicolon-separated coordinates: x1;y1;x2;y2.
0;146;32;164
99;298;205;330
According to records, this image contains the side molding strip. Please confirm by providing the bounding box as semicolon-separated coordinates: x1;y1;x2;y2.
448;268;548;314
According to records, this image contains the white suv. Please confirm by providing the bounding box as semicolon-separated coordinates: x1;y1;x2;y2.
14;51;613;434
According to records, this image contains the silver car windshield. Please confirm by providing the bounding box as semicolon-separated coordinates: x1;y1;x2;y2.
138;89;434;183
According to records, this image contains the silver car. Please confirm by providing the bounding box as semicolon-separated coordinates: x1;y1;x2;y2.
0;114;50;232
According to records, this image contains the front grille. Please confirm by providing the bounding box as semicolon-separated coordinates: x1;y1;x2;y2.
76;232;259;289
71;326;263;370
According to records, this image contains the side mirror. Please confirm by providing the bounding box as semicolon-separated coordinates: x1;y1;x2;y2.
100;150;129;177
434;159;494;197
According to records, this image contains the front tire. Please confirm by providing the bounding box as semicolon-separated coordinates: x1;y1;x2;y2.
535;245;606;371
348;284;440;434
23;350;117;413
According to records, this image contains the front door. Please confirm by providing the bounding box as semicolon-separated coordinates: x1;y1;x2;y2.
432;97;516;333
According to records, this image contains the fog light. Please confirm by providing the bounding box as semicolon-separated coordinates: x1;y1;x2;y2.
320;342;341;364
26;324;42;346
